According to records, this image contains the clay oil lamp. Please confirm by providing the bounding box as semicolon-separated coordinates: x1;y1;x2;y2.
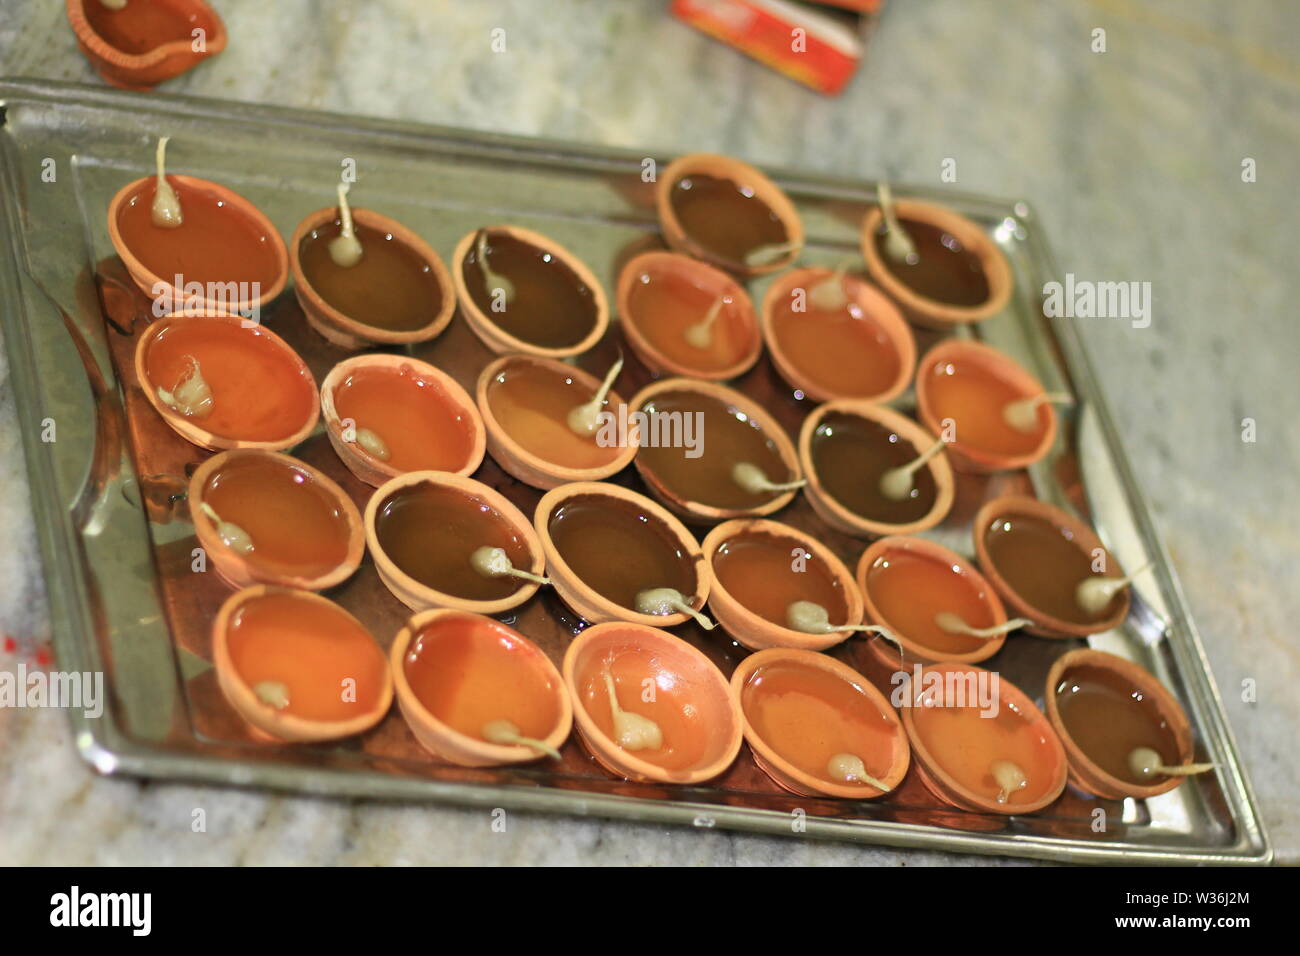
702;519;865;652
134;309;318;451
915;339;1063;473
534;482;710;628
656;152;804;277
107;137;287;312
799;400;954;538
562;621;742;784
451;225;608;358
761;265;916;403
616;251;761;381
320;354;485;487
732;648;909;799
630;378;802;524
1046;649;1208;801
212;586;392;743
187;449;364;591
900;662;1068;815
476;353;636;490
291;184;455;349
391;609;572;767
860;189;1012;329
856;536;1016;667
67;0;226;91
973;496;1131;638
366;472;546;615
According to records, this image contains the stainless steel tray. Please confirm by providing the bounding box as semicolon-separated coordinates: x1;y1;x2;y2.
0;79;1270;865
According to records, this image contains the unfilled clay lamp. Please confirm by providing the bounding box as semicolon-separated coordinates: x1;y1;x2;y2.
135;310;318;451
563;621;742;784
68;0;227;91
391;609;571;767
107;141;286;313
320;354;485;487
367;471;546;614
477;354;637;489
187;449;364;591
452;225;608;358
212;586;392;743
291;189;455;349
617;251;761;381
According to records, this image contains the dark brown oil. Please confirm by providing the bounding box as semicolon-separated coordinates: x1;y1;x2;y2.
462;231;598;348
874;218;990;307
669;173;788;267
810;412;937;524
1055;664;1179;784
983;513;1116;625
713;532;847;627
547;494;696;611
375;482;532;601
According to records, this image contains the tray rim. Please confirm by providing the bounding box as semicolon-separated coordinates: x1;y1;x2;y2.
0;77;1272;866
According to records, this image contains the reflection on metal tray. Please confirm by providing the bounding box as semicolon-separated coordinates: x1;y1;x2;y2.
0;79;1269;865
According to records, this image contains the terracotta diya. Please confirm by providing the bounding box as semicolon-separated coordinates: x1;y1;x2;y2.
630;378;802;524
212;586;392;743
702;518;863;652
856;536;1011;667
476;353;637;490
732;648;910;799
915;339;1060;473
320;353;485;487
291;190;455;349
391;609;572;767
187;449;364;591
134;309;319;451
861;196;1012;329
761;266;916;403
562;621;742;784
366;471;546;615
534;482;710;628
799;400;954;537
107;138;287;313
973;496;1131;638
452;224;608;358
900;662;1068;815
616;251;761;381
656;152;804;277
67;0;226;91
1046;649;1204;801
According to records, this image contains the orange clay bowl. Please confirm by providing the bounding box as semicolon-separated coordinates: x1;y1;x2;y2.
629;377;802;523
134;309;319;452
187;449;364;591
320;353;486;487
860;198;1012;329
702;518;863;652
562;621;742;784
798;400;955;538
212;586;392;743
760;266;916;404
450;224;609;359
475;354;638;490
533;481;710;627
390;609;573;767
915;339;1059;473
973;495;1130;639
900;662;1068;815
365;471;546;615
1045;649;1196;801
67;0;227;91
856;536;1009;667
730;648;910;799
655;152;804;278
615;251;761;381
289;206;455;350
107;177;287;313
